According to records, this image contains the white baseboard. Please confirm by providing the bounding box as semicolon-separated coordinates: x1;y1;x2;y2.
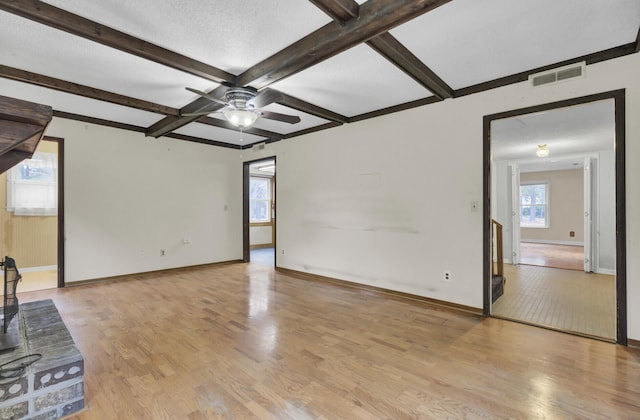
521;239;584;246
594;268;616;276
17;265;57;273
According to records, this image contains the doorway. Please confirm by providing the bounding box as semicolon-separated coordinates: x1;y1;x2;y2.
0;136;65;292
483;90;626;344
243;157;276;266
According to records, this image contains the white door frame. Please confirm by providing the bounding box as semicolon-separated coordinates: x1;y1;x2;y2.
583;156;593;272
510;163;521;265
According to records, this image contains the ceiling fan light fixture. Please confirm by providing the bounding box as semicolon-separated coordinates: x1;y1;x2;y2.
223;108;258;128
536;144;549;157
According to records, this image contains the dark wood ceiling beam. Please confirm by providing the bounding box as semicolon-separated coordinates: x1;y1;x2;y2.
147;86;229;137
308;0;359;23
348;95;441;123
0;0;235;84
1;65;180;116
282;122;343;140
198;116;284;140
635;25;640;53
237;0;452;89
53;110;146;133
366;33;453;100
310;1;452;100
277;93;349;123
144;0;450;138
53;110;239;149
164;132;241;149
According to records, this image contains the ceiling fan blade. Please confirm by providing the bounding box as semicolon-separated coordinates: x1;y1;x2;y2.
248;89;283;108
181;110;218;117
185;87;228;106
258;110;301;124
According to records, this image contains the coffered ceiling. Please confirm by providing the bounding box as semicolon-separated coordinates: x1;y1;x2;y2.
1;0;639;149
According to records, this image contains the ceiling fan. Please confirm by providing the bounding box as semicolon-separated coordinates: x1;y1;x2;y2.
184;86;301;129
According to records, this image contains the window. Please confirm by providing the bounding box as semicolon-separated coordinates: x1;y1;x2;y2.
519;182;548;228
249;177;271;223
6;152;57;216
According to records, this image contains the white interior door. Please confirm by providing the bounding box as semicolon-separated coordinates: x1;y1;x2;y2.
510;163;521;265
583;157;593;272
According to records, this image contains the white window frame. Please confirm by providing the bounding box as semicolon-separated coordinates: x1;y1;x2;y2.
519;181;549;228
6;152;58;216
249;176;272;223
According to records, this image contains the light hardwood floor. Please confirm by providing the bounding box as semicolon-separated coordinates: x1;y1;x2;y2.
0;268;57;296
520;242;584;271
492;264;616;340
14;262;639;418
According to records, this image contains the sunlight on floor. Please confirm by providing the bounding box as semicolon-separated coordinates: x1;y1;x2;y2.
0;269;57;295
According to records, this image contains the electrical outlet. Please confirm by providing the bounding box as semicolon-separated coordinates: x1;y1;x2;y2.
443;271;451;282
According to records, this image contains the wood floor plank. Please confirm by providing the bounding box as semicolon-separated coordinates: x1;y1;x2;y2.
520;242;584;271
492;264;616;339
12;262;638;418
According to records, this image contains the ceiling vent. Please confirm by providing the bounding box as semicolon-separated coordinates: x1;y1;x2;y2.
529;62;585;87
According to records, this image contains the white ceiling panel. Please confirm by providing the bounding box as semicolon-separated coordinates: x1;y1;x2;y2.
391;0;640;89
0;79;163;127
269;44;433;117
44;0;332;74
0;12;214;109
174;123;265;147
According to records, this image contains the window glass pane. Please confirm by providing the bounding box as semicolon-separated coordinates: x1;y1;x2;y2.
250;179;269;200
249;177;271;222
7;152;58;216
17;159;55;181
250;201;269;222
520;183;548;227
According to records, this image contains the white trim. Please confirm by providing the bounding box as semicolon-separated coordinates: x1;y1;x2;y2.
595;268;616;276
15;265;57;273
521;239;584;246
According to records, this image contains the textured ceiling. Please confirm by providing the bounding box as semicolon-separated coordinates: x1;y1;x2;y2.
491;99;615;172
1;0;638;148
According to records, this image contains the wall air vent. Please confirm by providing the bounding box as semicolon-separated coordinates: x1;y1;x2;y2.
252;142;266;151
529;62;585;87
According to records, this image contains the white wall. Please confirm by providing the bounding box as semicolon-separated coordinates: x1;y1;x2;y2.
48;118;243;282
249;51;640;340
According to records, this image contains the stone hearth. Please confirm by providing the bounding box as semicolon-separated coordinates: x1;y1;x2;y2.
0;300;84;419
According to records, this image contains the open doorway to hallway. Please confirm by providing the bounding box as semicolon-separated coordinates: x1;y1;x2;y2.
243;157;276;266
0;137;64;293
484;91;626;343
